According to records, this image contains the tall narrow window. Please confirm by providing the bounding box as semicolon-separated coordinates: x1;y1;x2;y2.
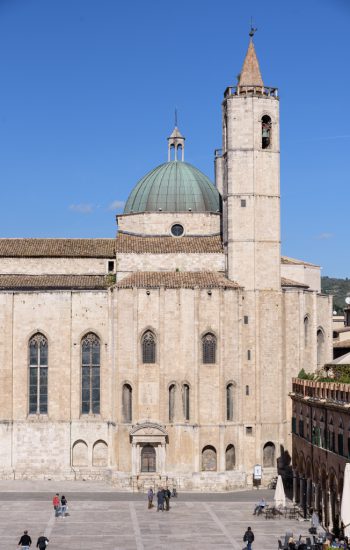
183;384;190;421
81;333;100;414
317;328;325;368
29;333;48;414
202;333;216;364
262;115;271;149
304;316;309;347
169;384;176;422
122;384;132;422
142;331;156;364
226;383;234;421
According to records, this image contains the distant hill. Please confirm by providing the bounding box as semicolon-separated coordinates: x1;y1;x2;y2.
321;276;350;313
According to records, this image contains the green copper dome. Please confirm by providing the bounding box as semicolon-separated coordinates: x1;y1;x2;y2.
124;161;221;214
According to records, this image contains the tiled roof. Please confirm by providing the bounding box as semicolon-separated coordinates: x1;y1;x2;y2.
116;271;240;289
0;239;115;258
281;256;319;267
0;274;113;290
333;339;350;349
115;233;223;254
281;277;309;289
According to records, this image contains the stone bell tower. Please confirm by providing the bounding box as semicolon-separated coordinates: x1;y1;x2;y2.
218;35;281;290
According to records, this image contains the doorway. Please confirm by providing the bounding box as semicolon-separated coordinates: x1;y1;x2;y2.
141;444;156;472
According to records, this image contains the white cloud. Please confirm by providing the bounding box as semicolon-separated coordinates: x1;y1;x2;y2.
69;203;94;214
108;200;125;211
315;232;334;240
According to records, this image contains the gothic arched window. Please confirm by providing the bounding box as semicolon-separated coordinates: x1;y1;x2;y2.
29;333;48;414
225;444;236;470
81;332;100;414
122;384;132;423
169;384;176;422
261;115;272;149
182;383;190;421
226;383;234;421
202;333;216;364
142;331;156;364
317;328;325;368
304;315;309;347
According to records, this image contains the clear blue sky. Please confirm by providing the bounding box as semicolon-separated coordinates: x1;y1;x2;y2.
0;0;349;277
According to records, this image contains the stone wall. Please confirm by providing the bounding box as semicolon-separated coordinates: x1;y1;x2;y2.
117;212;221;236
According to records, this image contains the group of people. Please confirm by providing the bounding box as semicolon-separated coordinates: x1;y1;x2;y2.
17;492;69;549
147;487;176;511
52;493;68;517
18;530;49;549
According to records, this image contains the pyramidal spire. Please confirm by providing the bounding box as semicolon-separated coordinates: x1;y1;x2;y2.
238;39;264;88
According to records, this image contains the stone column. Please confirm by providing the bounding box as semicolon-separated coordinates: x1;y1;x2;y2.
131;443;137;476
219;426;225;472
328;490;333;531
159;443;166;475
292;470;298;504
299;476;304;509
306;478;312;510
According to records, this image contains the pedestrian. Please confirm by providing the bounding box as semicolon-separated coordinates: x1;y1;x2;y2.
147;487;154;509
52;493;60;517
164;487;171;511
36;535;49;549
243;526;254;550
18;530;32;548
60;495;68;517
156;487;165;512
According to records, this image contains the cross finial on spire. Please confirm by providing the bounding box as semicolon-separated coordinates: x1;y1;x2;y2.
175;108;178;127
249;17;257;40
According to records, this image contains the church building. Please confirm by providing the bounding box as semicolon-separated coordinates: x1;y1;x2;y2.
0;38;332;489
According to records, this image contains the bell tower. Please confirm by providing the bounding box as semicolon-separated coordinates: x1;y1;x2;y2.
221;35;280;290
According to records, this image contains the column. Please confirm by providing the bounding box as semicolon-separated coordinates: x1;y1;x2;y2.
131;443;137;476
159;443;166;475
328;490;333;531
292;470;298;504
299;476;304;509
219;426;225;472
306;478;312;510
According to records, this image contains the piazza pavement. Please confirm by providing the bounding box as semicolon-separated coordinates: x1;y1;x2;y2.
0;480;317;549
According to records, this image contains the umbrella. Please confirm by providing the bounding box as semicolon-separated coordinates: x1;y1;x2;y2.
274;474;286;508
341;463;350;537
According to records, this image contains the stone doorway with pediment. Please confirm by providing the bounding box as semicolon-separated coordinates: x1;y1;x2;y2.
130;422;168;476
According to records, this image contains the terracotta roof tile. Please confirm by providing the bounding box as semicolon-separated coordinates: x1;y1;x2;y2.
281;256;319;267
0;274;113;290
281;277;309;289
115;233;223;254
116;271;240;289
0;239;115;258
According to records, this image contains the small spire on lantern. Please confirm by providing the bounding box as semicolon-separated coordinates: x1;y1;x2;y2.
167;110;185;162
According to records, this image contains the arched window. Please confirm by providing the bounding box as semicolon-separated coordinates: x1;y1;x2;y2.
29;333;48;414
182;384;190;421
169;384;176;422
261;115;272;149
81;332;100;414
317;328;325;367
225;444;235;470
142;331;156;364
226;383;234;421
122;384;132;422
202;333;216;364
202;445;217;471
304;316;309;347
263;441;276;467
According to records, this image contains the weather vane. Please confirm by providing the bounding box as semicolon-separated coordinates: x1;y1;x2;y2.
249;17;257;39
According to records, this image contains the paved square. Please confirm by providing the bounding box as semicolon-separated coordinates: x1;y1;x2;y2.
0;482;315;549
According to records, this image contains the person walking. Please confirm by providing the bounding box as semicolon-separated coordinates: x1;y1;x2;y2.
147;487;154;509
52;493;60;517
60;495;68;517
36;535;49;549
18;530;32;548
243;526;254;550
156;487;165;512
164;487;171;511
